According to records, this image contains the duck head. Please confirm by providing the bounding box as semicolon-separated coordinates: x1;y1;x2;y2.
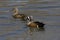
10;7;19;15
26;16;34;22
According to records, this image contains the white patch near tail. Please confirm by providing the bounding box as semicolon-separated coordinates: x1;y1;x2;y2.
37;25;39;29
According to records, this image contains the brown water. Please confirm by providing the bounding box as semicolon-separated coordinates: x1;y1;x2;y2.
0;1;60;40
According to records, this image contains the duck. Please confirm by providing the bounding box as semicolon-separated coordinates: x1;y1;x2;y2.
11;7;27;20
26;16;45;31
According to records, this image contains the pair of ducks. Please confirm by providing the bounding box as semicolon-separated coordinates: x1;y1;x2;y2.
11;7;45;31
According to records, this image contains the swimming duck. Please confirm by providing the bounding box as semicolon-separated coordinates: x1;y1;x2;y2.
11;7;26;20
26;16;45;31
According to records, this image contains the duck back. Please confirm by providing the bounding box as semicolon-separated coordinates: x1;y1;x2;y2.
34;21;45;28
12;14;26;19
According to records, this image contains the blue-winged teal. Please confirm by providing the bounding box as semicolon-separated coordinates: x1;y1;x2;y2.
26;16;45;31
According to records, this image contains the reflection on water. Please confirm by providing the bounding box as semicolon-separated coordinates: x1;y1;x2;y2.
0;1;60;40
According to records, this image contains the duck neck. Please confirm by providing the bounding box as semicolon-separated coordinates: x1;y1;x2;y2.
27;21;33;25
14;11;18;15
27;20;33;23
14;8;19;15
